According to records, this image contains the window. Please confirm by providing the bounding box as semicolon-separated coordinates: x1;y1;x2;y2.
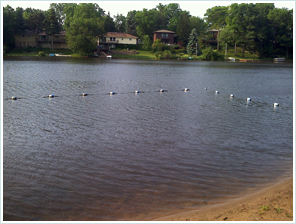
110;37;115;41
161;33;168;38
122;38;124;40
129;38;132;41
22;35;25;37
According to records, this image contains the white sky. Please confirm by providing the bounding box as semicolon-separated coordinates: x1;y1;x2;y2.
2;1;294;18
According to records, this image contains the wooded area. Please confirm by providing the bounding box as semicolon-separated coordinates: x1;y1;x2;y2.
3;3;293;58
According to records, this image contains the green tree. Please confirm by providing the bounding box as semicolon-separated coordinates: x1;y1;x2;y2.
253;3;275;58
126;10;137;36
64;3;106;55
176;12;191;46
165;3;182;32
23;8;45;32
103;12;116;32
204;6;229;50
226;3;256;57
187;28;199;55
3;5;16;49
114;13;126;32
268;7;293;58
43;8;62;49
15;7;26;34
189;16;207;37
142;35;152;50
135;8;156;39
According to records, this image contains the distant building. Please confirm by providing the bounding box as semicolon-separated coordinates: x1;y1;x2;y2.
153;29;175;45
37;31;68;49
98;32;138;49
14;30;69;49
14;30;39;48
207;29;219;43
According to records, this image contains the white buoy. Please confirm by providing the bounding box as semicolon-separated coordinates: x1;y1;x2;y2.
230;94;234;98
215;90;219;94
48;94;54;98
205;88;207;90
247;98;251;101
135;90;140;94
184;88;190;92
274;103;279;107
11;96;17;100
110;92;115;95
82;93;88;96
160;89;164;92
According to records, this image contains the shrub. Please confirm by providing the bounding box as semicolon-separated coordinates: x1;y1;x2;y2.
38;51;46;57
201;47;223;61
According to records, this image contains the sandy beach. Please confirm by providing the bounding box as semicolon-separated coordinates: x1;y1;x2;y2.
153;177;293;221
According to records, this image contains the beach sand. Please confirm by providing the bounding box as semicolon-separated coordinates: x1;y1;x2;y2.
153;177;293;221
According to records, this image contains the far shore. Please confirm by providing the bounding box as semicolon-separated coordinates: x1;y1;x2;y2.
152;177;293;221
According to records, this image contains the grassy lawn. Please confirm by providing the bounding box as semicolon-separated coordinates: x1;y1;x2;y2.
4;48;74;57
112;50;157;60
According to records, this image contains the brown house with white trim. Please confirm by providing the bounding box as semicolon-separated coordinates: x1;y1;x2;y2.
15;30;69;49
153;29;175;45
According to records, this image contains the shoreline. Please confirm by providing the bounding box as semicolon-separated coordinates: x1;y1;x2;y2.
152;177;293;221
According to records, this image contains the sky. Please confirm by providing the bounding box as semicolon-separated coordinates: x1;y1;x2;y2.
2;1;294;18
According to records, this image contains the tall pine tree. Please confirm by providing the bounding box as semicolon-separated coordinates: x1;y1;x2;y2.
187;28;199;55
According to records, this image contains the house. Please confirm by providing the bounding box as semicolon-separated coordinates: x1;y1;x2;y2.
98;32;138;50
14;30;39;48
153;30;175;45
15;30;69;49
37;31;68;49
207;29;219;43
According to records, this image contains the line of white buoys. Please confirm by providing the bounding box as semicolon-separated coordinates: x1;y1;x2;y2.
8;90;280;108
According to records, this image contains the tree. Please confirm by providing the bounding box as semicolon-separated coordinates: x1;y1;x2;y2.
189;16;207;37
114;13;126;32
23;8;45;32
43;8;62;49
226;3;256;57
135;8;156;39
64;3;106;55
204;6;229;50
3;5;16;48
187;28;199;55
103;12;116;32
142;35;152;50
15;7;26;34
126;10;137;36
268;7;293;58
176;12;191;46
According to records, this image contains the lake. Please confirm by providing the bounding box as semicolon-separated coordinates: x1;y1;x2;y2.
3;57;293;221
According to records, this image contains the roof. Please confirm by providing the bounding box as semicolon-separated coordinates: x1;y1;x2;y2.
105;32;138;38
153;29;175;34
38;31;66;36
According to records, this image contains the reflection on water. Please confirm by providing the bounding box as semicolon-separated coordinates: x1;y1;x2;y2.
3;57;293;221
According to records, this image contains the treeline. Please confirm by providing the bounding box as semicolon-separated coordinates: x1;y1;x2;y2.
3;3;293;58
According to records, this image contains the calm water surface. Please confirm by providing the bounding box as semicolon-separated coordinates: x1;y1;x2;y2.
3;57;293;221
